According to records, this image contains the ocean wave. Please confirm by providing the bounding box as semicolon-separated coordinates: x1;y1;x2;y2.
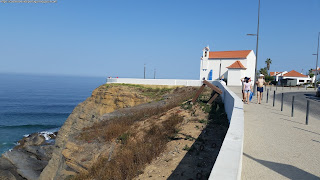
0;104;77;108
0;142;16;147
0;112;70;117
0;124;60;130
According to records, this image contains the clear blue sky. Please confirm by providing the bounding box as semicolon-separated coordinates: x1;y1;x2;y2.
0;0;319;79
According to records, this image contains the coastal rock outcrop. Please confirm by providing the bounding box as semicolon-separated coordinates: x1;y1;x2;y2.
0;132;56;180
39;85;151;180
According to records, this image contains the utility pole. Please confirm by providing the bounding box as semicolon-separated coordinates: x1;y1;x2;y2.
144;64;146;79
313;32;319;89
254;0;261;96
247;0;261;96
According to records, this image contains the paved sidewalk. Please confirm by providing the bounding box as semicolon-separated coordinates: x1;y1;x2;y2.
228;86;320;180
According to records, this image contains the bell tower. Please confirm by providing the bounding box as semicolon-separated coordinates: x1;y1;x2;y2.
202;46;210;60
200;46;210;80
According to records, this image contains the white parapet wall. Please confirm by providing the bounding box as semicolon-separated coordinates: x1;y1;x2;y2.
106;78;208;86
209;81;244;180
106;78;244;180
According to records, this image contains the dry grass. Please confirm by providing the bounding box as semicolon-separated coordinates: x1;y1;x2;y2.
73;87;197;180
75;114;184;180
104;83;173;100
78;87;196;143
72;87;197;180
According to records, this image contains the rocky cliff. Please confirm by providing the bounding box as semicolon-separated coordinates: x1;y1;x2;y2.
0;84;198;180
39;84;153;180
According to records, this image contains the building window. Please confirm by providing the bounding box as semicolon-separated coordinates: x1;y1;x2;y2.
204;51;207;57
299;80;304;82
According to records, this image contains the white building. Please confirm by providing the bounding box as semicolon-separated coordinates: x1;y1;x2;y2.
278;70;311;85
199;46;256;86
270;71;288;82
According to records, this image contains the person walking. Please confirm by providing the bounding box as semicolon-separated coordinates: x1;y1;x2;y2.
256;74;265;104
243;78;252;104
240;77;248;102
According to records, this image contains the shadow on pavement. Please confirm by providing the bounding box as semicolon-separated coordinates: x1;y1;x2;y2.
243;153;320;180
312;139;320;143
293;127;320;136
258;104;285;113
279;118;304;125
304;94;320;102
269;111;291;118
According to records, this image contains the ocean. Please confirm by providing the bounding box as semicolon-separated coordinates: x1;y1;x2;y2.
0;73;105;154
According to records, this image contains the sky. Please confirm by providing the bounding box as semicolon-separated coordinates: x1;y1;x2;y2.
0;0;319;79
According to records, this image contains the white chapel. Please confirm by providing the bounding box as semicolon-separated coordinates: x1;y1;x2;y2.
199;46;256;86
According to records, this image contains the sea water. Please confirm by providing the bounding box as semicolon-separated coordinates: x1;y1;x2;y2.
0;73;105;154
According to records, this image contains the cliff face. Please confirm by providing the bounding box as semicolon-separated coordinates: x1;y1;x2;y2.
39;85;151;180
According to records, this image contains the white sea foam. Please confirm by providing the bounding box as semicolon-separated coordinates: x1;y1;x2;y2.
21;127;59;141
39;131;55;140
39;127;59;140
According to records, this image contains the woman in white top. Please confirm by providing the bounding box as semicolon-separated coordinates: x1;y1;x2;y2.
243;78;252;104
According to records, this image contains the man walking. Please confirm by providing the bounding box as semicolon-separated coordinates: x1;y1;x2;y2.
256;74;265;104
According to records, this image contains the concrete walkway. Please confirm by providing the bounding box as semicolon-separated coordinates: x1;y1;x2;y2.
228;86;320;180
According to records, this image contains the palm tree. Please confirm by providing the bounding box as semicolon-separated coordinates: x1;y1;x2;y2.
308;68;314;78
265;58;272;71
259;67;268;76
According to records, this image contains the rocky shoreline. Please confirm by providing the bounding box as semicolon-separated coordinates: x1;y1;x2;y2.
0;132;57;180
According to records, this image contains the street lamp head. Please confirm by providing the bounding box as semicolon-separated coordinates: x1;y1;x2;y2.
312;54;318;55
247;34;257;36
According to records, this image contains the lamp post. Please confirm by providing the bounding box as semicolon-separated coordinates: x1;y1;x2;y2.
247;0;261;96
312;32;320;89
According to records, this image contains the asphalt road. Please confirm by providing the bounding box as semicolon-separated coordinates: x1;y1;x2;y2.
273;91;320;120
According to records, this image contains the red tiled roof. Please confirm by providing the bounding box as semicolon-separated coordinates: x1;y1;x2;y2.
312;68;320;71
209;50;252;59
226;61;247;69
282;70;308;77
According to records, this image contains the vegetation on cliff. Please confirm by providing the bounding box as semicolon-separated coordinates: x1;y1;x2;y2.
76;114;184;180
74;85;196;179
33;83;228;180
71;85;228;180
78;85;191;143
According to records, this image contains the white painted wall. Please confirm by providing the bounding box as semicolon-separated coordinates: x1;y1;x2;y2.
279;76;312;85
200;59;246;81
209;81;244;180
106;78;212;86
227;69;243;86
273;71;288;82
244;51;256;83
